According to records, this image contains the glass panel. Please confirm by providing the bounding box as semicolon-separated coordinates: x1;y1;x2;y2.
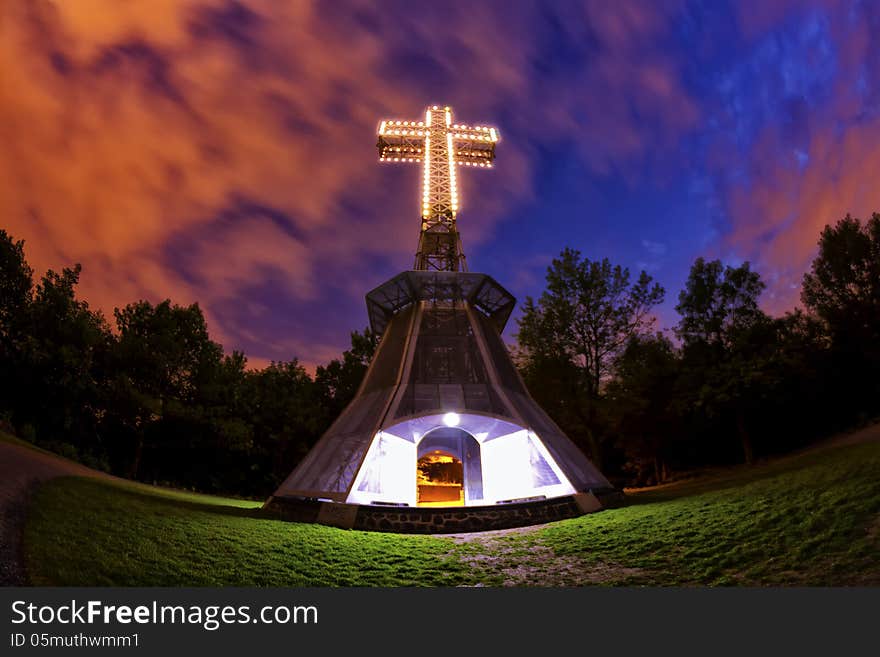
410;307;488;385
462;435;484;504
480;430;574;503
277;389;392;496
526;434;561;487
349;432;415;505
360;305;414;394
472;310;527;394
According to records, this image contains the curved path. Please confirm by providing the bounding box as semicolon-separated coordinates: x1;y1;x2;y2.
0;439;113;585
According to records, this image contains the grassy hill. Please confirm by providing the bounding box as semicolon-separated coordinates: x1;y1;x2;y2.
20;432;880;586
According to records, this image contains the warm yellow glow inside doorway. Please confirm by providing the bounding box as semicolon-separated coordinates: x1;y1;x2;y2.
417;451;464;507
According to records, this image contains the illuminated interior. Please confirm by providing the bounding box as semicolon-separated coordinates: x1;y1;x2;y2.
417;452;463;507
346;412;576;507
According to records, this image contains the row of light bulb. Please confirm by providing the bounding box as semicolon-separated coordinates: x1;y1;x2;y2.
454;133;496;141
383;129;427;137
447;133;459;213
379;157;492;168
422;135;432;218
380;146;493;159
380;128;495;142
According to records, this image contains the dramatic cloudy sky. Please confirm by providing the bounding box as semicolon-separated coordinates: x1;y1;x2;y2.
3;1;880;368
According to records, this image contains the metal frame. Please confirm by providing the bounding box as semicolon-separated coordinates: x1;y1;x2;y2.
365;271;516;337
377;105;498;272
266;104;615;511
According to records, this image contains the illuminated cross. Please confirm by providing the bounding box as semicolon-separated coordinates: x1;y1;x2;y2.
377;105;499;272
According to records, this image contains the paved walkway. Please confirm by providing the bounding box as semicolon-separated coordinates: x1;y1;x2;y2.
0;440;111;585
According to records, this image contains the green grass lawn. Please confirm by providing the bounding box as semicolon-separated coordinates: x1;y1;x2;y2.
23;479;469;587
22;439;880;586
518;440;880;586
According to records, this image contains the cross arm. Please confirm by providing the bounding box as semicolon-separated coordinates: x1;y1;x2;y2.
450;124;498;168
377;119;427;162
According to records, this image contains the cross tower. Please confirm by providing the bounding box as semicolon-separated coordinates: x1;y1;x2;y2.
377;105;498;272
265;103;618;533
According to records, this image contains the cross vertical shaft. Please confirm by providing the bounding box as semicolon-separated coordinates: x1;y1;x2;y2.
377;105;498;272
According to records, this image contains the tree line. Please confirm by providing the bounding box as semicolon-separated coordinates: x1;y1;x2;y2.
0;213;877;495
516;214;880;485
0;231;375;497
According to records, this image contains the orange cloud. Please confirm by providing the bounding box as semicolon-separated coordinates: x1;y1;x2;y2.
0;1;700;364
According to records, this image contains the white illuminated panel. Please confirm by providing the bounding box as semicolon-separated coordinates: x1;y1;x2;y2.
481;430;575;504
381;413;521;444
347;432;416;506
349;415;575;507
481;430;533;503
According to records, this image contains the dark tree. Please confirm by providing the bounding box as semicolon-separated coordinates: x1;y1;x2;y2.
802;213;880;417
0;230;34;428
802;213;880;332
606;333;680;485
676;257;766;347
186;350;255;492
246;359;323;491
109;300;223;479
516;248;665;467
757;310;831;450
0;230;32;349
675;258;768;464
17;265;112;465
314;328;377;416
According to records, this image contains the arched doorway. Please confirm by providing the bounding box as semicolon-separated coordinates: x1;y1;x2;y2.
417;427;482;507
417;451;463;505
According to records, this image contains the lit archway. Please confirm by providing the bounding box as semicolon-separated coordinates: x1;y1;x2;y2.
417;451;462;505
346;412;577;507
416;427;482;506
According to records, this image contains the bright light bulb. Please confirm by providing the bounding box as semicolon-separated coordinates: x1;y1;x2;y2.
442;412;460;427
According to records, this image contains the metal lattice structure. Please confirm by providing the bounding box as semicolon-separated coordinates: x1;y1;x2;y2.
377;105;498;272
266;103;616;525
365;271;515;337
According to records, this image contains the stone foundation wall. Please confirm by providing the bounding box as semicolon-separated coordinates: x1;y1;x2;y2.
353;497;582;533
263;491;623;534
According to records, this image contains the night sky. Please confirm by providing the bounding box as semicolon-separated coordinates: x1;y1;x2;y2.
4;1;880;369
